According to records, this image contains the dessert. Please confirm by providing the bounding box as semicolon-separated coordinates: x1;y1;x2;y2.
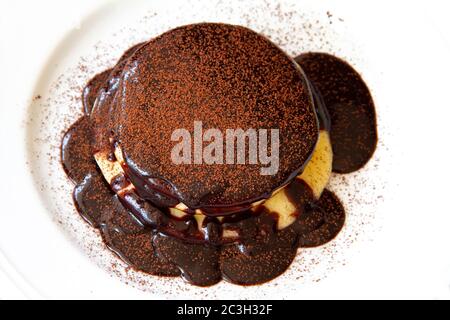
61;23;377;286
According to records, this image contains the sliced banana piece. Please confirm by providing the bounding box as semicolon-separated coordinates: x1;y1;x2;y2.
263;131;332;229
298;131;333;199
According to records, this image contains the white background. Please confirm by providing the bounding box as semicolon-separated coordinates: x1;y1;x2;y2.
1;0;450;299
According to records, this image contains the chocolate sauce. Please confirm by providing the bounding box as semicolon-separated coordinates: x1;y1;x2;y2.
68;143;343;285
220;216;299;285
89;42;145;154
73;171;112;228
61;24;377;287
295;53;378;173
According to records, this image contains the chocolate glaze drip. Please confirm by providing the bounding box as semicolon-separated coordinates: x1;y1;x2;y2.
295;53;378;173
61;25;377;286
220;213;299;285
101;219;180;276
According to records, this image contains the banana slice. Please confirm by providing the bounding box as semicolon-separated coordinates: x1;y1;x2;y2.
263;131;332;229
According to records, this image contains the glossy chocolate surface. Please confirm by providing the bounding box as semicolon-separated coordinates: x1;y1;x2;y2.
61;24;377;286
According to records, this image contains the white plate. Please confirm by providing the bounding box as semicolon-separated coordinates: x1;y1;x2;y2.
1;0;450;299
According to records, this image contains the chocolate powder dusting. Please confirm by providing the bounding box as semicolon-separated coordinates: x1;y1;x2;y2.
115;23;319;208
295;52;377;173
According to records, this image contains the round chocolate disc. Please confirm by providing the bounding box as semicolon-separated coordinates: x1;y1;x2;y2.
296;52;377;173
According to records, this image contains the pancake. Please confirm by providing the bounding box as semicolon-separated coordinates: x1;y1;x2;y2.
112;23;319;210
